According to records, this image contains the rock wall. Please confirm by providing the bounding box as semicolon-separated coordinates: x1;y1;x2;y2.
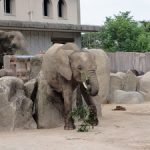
0;76;37;131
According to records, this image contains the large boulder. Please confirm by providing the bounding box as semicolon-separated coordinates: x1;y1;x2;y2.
138;71;150;101
108;72;126;103
109;71;138;92
115;72;127;78
108;71;138;103
109;73;123;96
24;78;37;98
0;76;37;131
86;49;110;106
29;54;43;80
36;71;64;129
122;70;138;91
0;69;15;77
110;90;144;104
24;78;37;115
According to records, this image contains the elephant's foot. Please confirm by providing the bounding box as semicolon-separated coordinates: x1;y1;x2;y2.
64;118;76;130
90;117;99;126
89;106;99;126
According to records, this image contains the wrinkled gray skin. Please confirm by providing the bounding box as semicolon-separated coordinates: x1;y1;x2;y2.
42;43;99;130
0;30;26;68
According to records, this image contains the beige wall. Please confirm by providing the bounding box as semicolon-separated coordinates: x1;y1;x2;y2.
22;30;81;54
0;0;80;24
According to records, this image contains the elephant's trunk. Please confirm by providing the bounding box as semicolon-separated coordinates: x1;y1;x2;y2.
87;70;99;96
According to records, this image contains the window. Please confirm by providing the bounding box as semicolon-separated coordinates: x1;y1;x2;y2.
43;0;53;17
52;38;74;44
57;0;67;18
4;0;15;14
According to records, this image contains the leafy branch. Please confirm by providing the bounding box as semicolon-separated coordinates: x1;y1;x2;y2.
70;106;95;132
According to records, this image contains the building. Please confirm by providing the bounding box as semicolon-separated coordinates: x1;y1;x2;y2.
0;0;99;54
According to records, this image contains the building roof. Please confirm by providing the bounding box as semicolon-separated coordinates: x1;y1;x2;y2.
0;20;100;32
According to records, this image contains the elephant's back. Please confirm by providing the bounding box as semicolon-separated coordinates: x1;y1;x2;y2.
60;43;80;51
45;43;63;56
42;43;63;72
41;44;63;91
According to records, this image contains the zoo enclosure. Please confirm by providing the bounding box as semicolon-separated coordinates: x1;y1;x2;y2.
107;52;150;73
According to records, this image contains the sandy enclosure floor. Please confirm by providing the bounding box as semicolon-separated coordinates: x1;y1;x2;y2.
0;102;150;150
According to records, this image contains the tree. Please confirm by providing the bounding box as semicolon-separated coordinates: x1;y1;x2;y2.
81;32;101;49
140;21;150;32
99;11;150;52
82;11;150;52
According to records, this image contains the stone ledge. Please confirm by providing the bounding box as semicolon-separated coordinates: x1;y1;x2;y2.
0;20;100;32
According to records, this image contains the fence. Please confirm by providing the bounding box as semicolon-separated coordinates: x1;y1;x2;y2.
107;52;150;73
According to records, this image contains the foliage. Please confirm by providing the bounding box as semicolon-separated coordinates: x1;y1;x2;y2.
81;32;101;49
81;11;150;52
136;32;150;52
70;106;95;132
140;21;150;32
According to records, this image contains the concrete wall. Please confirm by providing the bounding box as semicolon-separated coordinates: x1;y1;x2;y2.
2;28;81;54
21;30;81;54
107;52;150;73
0;0;80;25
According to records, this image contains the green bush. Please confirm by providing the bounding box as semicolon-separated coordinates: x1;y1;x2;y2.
81;11;150;52
70;106;95;132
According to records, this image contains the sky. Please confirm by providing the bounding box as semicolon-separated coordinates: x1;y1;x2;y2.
80;0;150;25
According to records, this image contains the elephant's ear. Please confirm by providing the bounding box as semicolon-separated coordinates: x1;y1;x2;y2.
55;49;72;81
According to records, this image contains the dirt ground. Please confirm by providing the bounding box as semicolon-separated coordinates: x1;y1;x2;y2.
0;102;150;150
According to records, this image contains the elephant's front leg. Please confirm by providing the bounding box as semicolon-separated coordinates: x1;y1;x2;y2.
62;82;75;130
80;84;99;126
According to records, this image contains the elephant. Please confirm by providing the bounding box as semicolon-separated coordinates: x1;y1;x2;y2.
40;43;99;130
0;30;26;68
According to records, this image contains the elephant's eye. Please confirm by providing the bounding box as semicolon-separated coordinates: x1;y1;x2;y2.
77;65;82;70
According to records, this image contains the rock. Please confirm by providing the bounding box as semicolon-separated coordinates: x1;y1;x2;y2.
108;71;138;103
138;71;150;101
36;71;64;129
24;79;37;116
86;49;110;105
139;91;150;101
109;73;123;92
110;71;138;92
116;72;126;78
138;72;150;93
122;70;138;91
110;90;144;104
108;73;123;103
29;54;43;80
24;78;37;98
0;69;15;77
0;76;37;131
